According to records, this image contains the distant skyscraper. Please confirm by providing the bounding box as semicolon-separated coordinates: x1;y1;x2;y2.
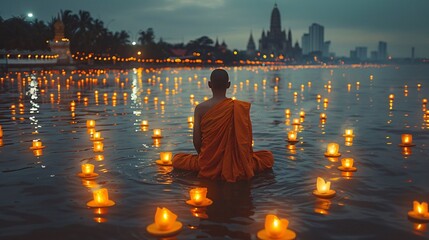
378;41;387;60
355;47;368;60
323;41;331;57
309;23;324;53
301;33;310;55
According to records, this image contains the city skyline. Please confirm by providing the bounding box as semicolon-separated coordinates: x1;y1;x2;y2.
2;0;429;58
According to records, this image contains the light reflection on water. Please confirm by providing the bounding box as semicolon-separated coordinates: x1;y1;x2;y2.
0;65;429;239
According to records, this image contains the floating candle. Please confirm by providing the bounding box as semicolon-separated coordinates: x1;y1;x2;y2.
156;152;173;166
292;118;300;125
30;139;45;150
147;207;183;236
324;143;341;157
186;187;212;207
77;163;99;178
313;177;336;198
87;188;115;207
389;94;395;101
86;120;96;128
257;214;296;240
299;111;305;118
287;131;299;145
141;120;149;127
152;129;163;139
90;131;104;141
400;134;415;147
320;113;327;120
338;158;357;172
408;201;429;222
93;141;104;152
343;129;355;137
187;116;194;123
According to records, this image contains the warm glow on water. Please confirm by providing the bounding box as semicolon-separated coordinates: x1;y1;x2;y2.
0;65;429;239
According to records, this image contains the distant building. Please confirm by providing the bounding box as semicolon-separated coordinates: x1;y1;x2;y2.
378;41;387;60
309;23;324;54
350;47;367;60
301;33;310;55
323;41;331;57
49;15;72;64
255;3;300;59
411;47;415;59
246;32;256;57
370;51;378;61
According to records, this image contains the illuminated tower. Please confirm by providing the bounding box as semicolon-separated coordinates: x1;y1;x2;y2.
49;14;73;64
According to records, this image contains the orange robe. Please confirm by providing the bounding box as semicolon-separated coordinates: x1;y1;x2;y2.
173;98;273;182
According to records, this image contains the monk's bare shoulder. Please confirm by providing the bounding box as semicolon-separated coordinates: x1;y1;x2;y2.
195;99;214;117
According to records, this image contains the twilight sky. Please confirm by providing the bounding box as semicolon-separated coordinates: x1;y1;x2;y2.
2;0;429;57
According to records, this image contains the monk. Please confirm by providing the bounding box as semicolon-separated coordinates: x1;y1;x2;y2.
173;69;274;182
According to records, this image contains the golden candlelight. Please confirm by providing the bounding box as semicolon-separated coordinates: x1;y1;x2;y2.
320;113;327;120
257;214;296;240
95;155;104;161
87;188;115;207
313;177;336;198
389;94;395;101
190;94;195;99
423;98;428;105
299;111;306;118
153;138;161;147
284;109;291;116
400;134;415;147
78;163;99;178
338;158;357;172
187;187;212;207
401;147;412;156
86;120;96;128
91;132;103;141
93;141;104;152
292;118;300;125
324;143;341;157
343;129;354;137
152;129;163;139
32;149;43;156
156;152;173;166
408;201;429;221
0;125;3;138
141;120;149;127
345;137;354;146
287;131;299;145
30;139;45;150
147;207;182;236
187;116;194;123
87;128;96;135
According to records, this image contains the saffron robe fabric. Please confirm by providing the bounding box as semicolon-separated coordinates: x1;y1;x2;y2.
173;98;274;182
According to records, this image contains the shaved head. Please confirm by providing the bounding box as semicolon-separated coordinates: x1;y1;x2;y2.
209;69;229;89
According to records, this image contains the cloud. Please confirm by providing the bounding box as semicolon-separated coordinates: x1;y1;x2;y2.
148;0;225;12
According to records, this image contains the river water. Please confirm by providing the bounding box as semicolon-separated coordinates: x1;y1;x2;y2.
0;65;428;239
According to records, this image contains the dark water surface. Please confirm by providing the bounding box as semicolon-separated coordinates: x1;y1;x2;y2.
0;65;428;240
